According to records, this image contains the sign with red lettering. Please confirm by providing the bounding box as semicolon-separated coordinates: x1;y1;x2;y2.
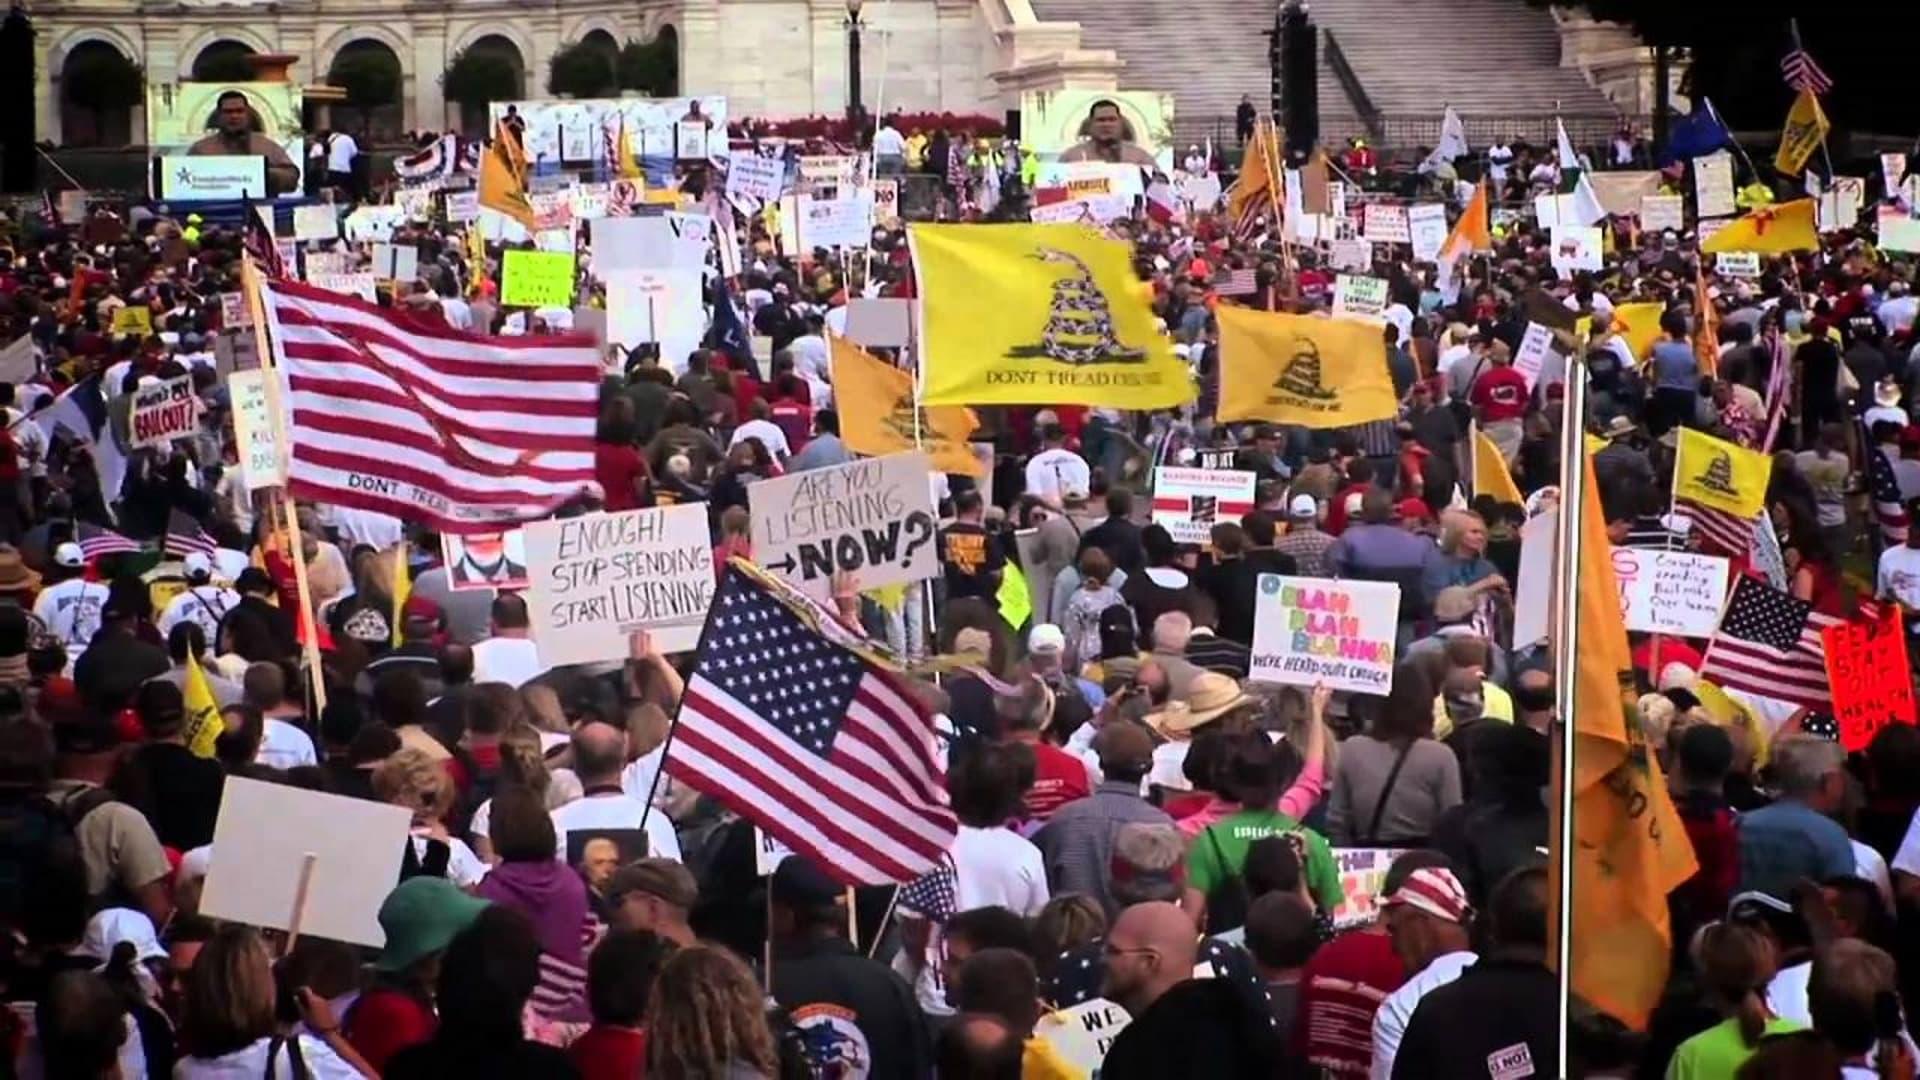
129;375;201;450
1822;606;1916;752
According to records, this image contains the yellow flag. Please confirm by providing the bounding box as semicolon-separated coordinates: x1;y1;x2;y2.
479;121;538;231
1699;198;1818;256
182;651;222;759
1564;445;1697;1029
1216;307;1395;428
997;560;1033;630
1473;426;1525;506
1228;118;1278;229
617;119;642;180
391;544;411;647
1673;426;1772;518
1773;89;1829;176
1610;302;1665;366
831;334;983;476
1693;261;1720;379
1585;432;1607;457
909;224;1191;409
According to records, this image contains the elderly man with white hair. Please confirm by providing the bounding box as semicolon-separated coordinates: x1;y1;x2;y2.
1143;610;1201;701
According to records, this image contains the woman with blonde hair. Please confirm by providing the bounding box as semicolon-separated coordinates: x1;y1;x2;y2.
645;944;783;1079
1666;921;1804;1078
373;747;486;886
175;925;373;1078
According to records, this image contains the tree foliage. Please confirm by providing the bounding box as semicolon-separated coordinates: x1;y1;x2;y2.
442;47;521;107
64;47;144;115
330;47;402;133
618;36;678;96
546;40;617;99
190;45;257;83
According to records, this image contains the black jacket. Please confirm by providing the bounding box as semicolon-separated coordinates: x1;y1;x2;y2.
1390;956;1558;1080
1199;549;1298;645
1101;977;1277;1080
769;936;931;1080
1078;517;1146;577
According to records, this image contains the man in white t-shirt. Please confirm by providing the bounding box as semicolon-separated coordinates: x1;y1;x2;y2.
243;661;318;770
728;398;793;462
550;721;683;866
158;553;241;643
324;504;404;550
326;129;359;193
1024;425;1091;510
1371;867;1478;1080
34;543;110;656
470;593;548;689
1879;500;1920;612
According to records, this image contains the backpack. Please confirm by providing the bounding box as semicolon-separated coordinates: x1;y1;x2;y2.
0;786;117;934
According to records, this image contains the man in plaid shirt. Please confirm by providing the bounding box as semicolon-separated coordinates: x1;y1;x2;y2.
1275;494;1336;578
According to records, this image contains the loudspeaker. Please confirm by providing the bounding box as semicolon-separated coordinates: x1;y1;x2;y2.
1004;109;1021;141
1280;3;1318;161
0;10;35;193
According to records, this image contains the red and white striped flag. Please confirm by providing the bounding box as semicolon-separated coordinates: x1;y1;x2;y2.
260;278;601;534
1672;496;1754;561
1701;576;1834;710
163;509;219;560
76;523;142;560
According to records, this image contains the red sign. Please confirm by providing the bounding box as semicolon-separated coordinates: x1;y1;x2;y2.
1822;606;1916;752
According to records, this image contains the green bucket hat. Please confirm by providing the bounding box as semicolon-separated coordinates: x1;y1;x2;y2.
375;877;490;973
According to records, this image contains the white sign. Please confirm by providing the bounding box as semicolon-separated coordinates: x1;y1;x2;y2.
1332;274;1389;319
675;121;710;160
1694;151;1736;219
844;298;912;349
524;504;716;663
1512;509;1556;649
1716;251;1762;279
749;451;939;599
1817;176;1864;233
1549;225;1603;275
1030;197;1129;226
592;214;712;276
291;204;338;242
159;155;267;201
219;292;251;330
1883;153;1909;199
1640;194;1685;232
1513;321;1557;391
1150;467;1257;545
1361;203;1410;245
1329;238;1373;273
1880;214;1920;254
871;179;899;226
129;375;200;449
201;777;412;948
1406;203;1448;262
798;155;860;189
0;336;35;385
1250;575;1399;696
1033;999;1131;1076
227;369;286;490
727;152;785;202
444;191;480;224
795;195;874;250
605;268;704;372
307;272;377;303
370;243;419;282
753;826;794;876
1613;548;1729;638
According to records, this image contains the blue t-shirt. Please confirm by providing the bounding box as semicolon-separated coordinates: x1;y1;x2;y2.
1735;797;1855;898
1651;339;1699;391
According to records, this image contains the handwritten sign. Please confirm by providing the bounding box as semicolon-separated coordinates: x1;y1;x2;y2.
727;152;785;202
219;292;250;330
1151;467;1257;545
1716;251;1761;279
441;530;528;592
226;370;286;489
291;204;338;242
748;451;938;599
370;243;419;282
1611;548;1728;638
1823;607;1916;752
524;503;715;663
1332;274;1388;320
1361;203;1410;245
1407;203;1448;261
1034;998;1131;1075
500;249;577;308
1549;225;1604;275
1250;575;1399;696
110;305;152;339
1329;238;1372;273
1331;847;1409;929
129;375;200;449
306;272;377;303
1694;151;1736;218
796;195;874;250
872;179;900;226
1640;194;1685;232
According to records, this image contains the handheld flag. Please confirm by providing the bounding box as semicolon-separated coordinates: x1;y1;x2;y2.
908;224;1191;409
1420;106;1469;174
1701;576;1847;712
1216;307;1396;428
831;335;982;476
182;651;222;758
479;121;538;231
1774;89;1829;177
390;543;411;647
1673;426;1772;557
1553;118;1608;228
1472;426;1525;506
1228;117;1279;235
1611;302;1666;367
1699;199;1818;256
1662;100;1731;165
1692;262;1720;378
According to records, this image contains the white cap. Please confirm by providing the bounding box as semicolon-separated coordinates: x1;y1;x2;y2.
1028;623;1066;655
1288;493;1318;519
183;552;213;579
53;543;83;569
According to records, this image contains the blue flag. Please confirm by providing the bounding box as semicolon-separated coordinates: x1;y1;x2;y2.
1662;103;1731;165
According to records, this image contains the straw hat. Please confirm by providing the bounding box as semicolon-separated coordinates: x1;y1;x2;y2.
0;549;40;593
1146;672;1251;738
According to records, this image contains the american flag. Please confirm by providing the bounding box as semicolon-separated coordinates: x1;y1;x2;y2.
1672;496;1754;560
1701;576;1844;711
897;856;959;922
76;523;142;560
163;509;218;559
1213;268;1260;296
664;562;957;885
242;197;286;281
259;277;600;534
1781;43;1833;96
1870;443;1909;545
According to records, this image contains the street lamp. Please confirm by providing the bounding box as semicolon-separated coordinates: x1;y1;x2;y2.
846;0;865;136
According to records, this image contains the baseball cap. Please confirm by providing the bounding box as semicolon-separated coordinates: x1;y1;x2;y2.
1380;867;1471;925
375;878;490;973
770;855;843;911
53;543;83;569
183;552;212;579
402;593;442;625
608;858;699;909
1288;494;1318;519
1396;497;1433;522
1028;624;1066;655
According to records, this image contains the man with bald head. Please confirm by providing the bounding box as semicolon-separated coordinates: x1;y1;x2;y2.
1099;901;1278;1078
549;719;683;864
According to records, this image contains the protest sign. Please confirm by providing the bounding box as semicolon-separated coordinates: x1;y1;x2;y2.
1715;251;1761;279
226;370;286;489
1823;607;1916;753
1033;999;1131;1076
1330;848;1410;929
1883;153;1909;197
753;826;795;876
1513;321;1557;391
1611;548;1728;638
110;305;152;338
219;292;250;330
1329;238;1373;273
1332;274;1388;319
1818;176;1864;232
749;451;938;598
370;243;419;282
872;179;900;226
1407;203;1448;261
592;214;712;275
441;530;529;592
501;249;577;308
201;776;411;948
605;268;704;371
1029;197;1129;226
343;203;404;242
1151;467;1256;545
1250;575;1398;695
302;251;351;278
0;336;34;385
1194;448;1239;472
443;191;479;224
1361;203;1410;245
1549;226;1604;275
1640;194;1685;232
213;328;259;377
843;298;912;349
524;503;715;662
796;195;874;250
727;152;785;202
798;155;860;189
1512;508;1556;649
674;121;709;160
291;204;338;242
1880;214;1920;255
129;375;200;449
306;272;377;302
1694;152;1736;218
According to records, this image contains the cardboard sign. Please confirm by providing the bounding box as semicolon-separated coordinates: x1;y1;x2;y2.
1716;251;1761;279
1361;203;1410;245
1611;548;1728;638
872;179;900;226
1823;607;1916;752
0;336;35;385
1550;225;1604;275
749;451;939;598
1407;203;1448;261
370;243;419;282
795;195;874;250
1880;214;1920;255
1640;194;1685;232
524;503;715;662
500;249;577;308
1329;238;1372;273
1694;151;1736;218
843;298;912;349
441;530;529;592
306;272;377;302
1150;466;1257;544
753;826;795;876
1250;575;1399;695
727;152;785;202
291;204;338;242
1332;274;1388;319
1330;847;1409;929
110;305;152;339
1033;999;1131;1076
129;375;200;449
226;370;286;489
158;155;267;200
219;292;251;330
1513;321;1557;392
200;776;412;948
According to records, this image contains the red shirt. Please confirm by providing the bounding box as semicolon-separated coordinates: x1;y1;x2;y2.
1021;741;1092;821
1325;482;1369;537
345;986;436;1073
569;1025;648;1080
1292;929;1407;1074
595;443;650;512
1470;365;1531;423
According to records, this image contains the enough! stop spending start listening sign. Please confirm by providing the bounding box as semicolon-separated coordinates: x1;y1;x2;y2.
1249;575;1400;696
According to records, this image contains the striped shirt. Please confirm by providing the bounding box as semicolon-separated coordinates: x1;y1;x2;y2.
1185;630;1252;679
1624;515;1689;550
1031;782;1177;918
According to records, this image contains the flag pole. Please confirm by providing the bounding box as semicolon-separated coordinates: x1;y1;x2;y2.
1546;370;1588;1080
241;253;328;713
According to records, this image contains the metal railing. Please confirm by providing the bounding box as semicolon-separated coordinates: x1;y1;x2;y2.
1321;30;1382;144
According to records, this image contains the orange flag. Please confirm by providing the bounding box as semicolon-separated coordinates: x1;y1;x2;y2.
1439;180;1491;264
1693;261;1720;379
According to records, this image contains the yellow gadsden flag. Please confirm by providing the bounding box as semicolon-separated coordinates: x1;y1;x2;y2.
1228;117;1280;230
909;224;1191;409
1774;88;1830;176
1563;445;1697;1029
1699;198;1818;256
479;121;538;231
831;334;983;476
1472;425;1525;506
1611;302;1666;366
1216;307;1395;428
1674;426;1772;519
182;651;222;759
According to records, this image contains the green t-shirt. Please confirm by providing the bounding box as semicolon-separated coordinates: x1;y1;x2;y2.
1665;1016;1805;1080
1186;807;1344;914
